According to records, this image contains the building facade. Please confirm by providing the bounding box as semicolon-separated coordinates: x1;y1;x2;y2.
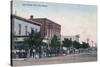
29;15;61;43
61;35;80;42
11;15;41;49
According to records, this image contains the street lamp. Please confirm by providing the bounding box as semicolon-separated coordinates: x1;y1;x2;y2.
86;38;90;43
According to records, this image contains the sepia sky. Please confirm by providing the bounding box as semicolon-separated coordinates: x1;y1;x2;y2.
12;0;97;44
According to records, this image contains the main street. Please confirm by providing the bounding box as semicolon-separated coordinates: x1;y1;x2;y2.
12;51;97;66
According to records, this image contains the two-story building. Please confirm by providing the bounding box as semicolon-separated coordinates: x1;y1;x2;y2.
29;15;61;44
11;15;41;49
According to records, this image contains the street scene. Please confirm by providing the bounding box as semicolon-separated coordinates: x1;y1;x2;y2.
12;50;97;66
11;0;97;66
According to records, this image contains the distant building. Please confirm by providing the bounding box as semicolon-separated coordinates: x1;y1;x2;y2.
11;15;41;49
61;35;80;42
29;15;61;43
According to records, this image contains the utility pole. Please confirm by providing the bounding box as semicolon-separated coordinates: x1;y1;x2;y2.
91;40;94;47
86;38;90;43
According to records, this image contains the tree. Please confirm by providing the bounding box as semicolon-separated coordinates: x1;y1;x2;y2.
62;38;72;48
81;42;90;49
49;35;61;55
24;30;43;58
24;31;43;48
73;41;81;49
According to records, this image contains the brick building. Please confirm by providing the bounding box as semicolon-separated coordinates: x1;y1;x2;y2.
29;15;61;43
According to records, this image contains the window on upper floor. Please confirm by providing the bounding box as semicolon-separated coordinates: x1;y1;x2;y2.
25;26;27;35
19;24;21;35
31;27;34;33
35;28;38;32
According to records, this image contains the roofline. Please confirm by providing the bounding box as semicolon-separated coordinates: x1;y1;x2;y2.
11;14;41;26
61;35;80;38
33;18;61;27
